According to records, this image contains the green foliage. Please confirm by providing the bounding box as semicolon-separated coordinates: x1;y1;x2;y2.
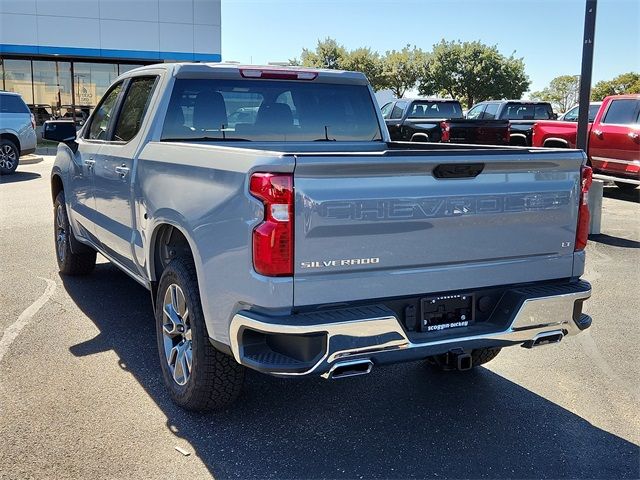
591;72;640;100
530;75;580;113
300;37;347;70
341;47;386;92
418;40;530;108
380;45;426;98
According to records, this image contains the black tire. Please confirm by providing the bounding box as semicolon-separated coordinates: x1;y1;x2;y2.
0;139;19;175
426;347;502;371
155;257;244;411
54;191;96;275
615;181;638;192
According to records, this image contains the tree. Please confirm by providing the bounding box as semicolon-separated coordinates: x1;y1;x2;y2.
341;47;387;92
530;75;580;113
300;37;347;70
418;40;530;108
591;72;640;100
381;45;426;98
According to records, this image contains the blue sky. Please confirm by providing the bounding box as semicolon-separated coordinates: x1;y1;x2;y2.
221;0;640;94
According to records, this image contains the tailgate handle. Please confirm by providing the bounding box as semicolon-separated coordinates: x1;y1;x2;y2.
433;163;484;179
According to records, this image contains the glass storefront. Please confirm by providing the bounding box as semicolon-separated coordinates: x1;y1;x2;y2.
1;57;146;125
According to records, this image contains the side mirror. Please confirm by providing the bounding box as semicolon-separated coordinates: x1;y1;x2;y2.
43;120;78;150
552;113;558;120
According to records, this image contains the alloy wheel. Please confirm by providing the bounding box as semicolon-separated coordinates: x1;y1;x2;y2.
162;284;193;386
55;204;67;262
0;144;17;170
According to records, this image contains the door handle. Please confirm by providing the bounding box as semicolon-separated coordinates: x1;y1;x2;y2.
593;129;604;139
115;165;130;178
628;131;640;143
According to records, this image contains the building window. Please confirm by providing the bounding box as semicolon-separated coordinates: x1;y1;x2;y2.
73;62;118;111
32;60;73;117
3;59;34;104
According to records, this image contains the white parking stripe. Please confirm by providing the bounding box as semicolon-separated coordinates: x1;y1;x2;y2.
0;278;56;366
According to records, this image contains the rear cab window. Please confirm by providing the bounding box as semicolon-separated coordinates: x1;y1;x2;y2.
407;101;463;119
501;103;552;120
0;94;30;114
162;78;382;142
602;99;640;125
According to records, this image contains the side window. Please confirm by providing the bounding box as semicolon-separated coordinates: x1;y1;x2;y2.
602;99;639;125
466;104;486;119
113;77;158;142
380;102;393;119
534;105;552;119
483;103;499;120
390;101;407;120
563;106;578;121
0;95;30;113
87;82;123;140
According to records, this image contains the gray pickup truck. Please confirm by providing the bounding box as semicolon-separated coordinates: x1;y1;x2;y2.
45;63;593;411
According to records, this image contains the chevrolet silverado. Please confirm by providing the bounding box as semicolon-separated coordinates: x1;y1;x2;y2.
44;64;593;411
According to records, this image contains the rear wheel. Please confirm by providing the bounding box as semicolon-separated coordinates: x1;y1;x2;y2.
426;347;502;371
0;139;19;175
615;181;638;192
156;257;244;411
54;191;96;275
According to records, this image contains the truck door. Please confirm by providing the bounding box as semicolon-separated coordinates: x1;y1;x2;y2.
386;101;408;140
589;98;640;177
93;76;158;272
69;81;124;243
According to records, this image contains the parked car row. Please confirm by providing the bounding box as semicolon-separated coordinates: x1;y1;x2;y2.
28;104;91;126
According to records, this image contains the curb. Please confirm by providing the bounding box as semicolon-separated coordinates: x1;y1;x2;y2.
20;154;44;165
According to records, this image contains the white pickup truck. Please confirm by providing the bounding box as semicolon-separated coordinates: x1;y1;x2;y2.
44;63;593;411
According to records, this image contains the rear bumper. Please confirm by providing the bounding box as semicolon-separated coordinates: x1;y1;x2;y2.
229;280;592;377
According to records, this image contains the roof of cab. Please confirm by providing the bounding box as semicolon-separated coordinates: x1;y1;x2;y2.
119;62;369;85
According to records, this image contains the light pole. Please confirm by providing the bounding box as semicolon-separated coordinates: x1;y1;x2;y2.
576;0;597;151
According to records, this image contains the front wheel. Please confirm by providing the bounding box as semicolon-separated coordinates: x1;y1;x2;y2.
54;191;96;275
0;139;19;175
156;257;244;411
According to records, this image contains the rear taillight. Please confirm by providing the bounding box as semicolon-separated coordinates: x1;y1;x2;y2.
440;121;450;142
30;113;36;130
575;165;593;251
250;173;294;276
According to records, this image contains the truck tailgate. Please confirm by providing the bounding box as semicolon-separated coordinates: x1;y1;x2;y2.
293;149;584;307
448;119;510;145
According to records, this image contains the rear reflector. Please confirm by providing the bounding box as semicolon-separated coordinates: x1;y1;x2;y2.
250;173;294;276
575;165;592;251
240;68;318;81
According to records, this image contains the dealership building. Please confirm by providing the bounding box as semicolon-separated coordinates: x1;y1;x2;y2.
0;0;221;123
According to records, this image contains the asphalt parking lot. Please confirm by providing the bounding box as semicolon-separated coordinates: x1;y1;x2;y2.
0;156;638;479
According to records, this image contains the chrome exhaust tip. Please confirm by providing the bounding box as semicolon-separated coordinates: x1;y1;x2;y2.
327;359;373;379
523;330;565;349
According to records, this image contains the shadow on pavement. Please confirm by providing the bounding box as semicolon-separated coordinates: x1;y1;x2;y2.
0;171;42;184
589;233;640;249
64;264;639;479
602;185;639;203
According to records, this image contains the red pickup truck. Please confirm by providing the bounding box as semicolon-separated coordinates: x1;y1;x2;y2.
532;95;640;190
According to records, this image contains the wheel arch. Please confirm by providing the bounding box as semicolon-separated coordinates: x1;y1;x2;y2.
0;132;21;153
51;173;64;203
542;137;570;148
509;133;528;146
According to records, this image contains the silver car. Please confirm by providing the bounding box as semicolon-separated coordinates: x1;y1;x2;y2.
0;91;37;174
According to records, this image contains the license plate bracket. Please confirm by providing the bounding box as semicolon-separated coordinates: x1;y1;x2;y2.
420;294;474;332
